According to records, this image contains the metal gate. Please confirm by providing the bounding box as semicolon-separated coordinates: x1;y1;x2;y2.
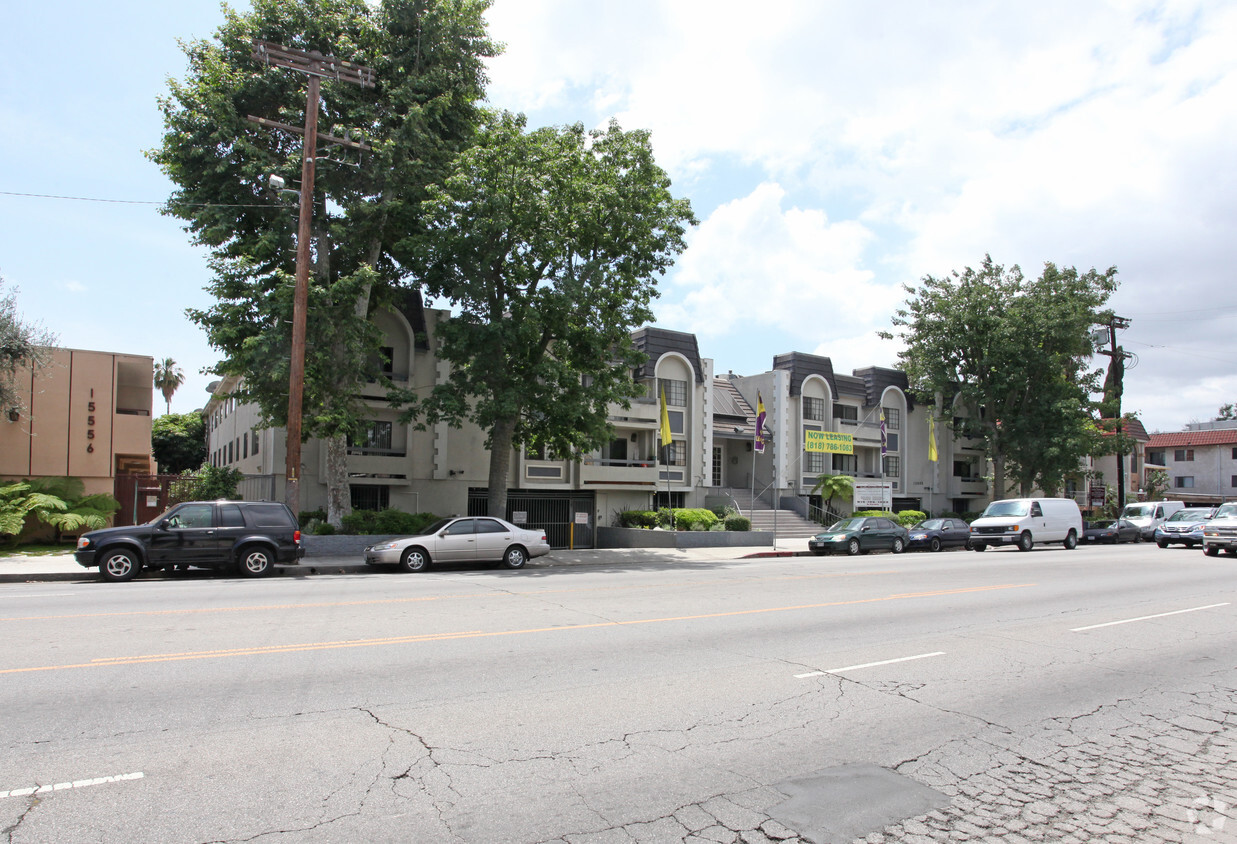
113;474;182;526
468;489;596;550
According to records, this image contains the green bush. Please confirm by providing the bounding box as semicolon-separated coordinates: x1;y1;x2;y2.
895;510;926;527
299;509;327;525
852;509;893;519
312;522;336;535
617;509;659;529
340;509;440;536
723;513;752;531
673;508;719;532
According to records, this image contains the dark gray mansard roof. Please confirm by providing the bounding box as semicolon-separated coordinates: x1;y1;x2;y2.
773;353;913;410
632;326;706;383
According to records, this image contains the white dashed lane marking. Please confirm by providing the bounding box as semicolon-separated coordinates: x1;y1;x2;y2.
1070;603;1230;632
0;771;144;799
795;651;947;678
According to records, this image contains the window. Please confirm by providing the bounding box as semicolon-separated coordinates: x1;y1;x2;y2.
885;433;899;452
1031;502;1043;517
665;441;686;466
350;485;390;511
227;442;233;464
1231;475;1237;488
1175;449;1194;462
243;432;249;459
805;452;825;474
443;519;476;536
833;404;858;424
712;446;722;487
220;504;245;527
668;410;685;435
606;438;629;464
832;453;855;473
1175;476;1195;489
954;460;973;479
658;378;687;407
1147;450;1166;466
803;397;825;421
475;519;508;534
252;430;259;455
169;503;213;529
883;456;900;476
1232;447;1237;460
884;407;900;429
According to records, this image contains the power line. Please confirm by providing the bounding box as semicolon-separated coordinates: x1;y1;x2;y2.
0;190;277;209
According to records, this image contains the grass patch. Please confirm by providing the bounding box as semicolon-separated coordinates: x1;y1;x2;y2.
0;544;75;557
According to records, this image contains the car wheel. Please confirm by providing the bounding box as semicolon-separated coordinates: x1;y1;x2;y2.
847;538;861;556
399;547;430;572
1134;533;1142;543
238;546;274;577
891;537;905;554
1017;531;1034;552
99;548;141;582
929;537;942;553
1063;530;1078;551
1156;540;1168;548
1203;545;1219;557
502;546;528;569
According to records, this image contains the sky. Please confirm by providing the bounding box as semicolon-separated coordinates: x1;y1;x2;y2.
2;0;1235;433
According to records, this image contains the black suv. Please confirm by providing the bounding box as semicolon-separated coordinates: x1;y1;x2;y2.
75;500;304;582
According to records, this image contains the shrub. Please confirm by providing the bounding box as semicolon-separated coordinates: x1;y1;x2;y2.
340;509;441;536
894;510;926;527
312;522;336;535
852;510;894;519
617;509;659;529
723;513;752;531
673;508;719;532
299;509;327;525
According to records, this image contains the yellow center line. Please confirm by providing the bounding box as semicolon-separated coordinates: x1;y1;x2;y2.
0;582;1034;675
0;570;900;623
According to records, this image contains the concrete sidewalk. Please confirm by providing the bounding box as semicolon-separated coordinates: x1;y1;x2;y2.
0;538;814;583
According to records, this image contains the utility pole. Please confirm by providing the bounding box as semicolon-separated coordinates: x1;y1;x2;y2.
249;40;375;513
1097;315;1133;509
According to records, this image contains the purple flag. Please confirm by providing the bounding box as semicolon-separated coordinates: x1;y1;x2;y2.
755;392;766;454
880;408;887;456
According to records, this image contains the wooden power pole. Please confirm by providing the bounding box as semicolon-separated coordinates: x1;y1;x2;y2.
249;40;375;514
1097;315;1133;509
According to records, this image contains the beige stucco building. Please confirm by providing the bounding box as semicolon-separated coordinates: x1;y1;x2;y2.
1;347;154;518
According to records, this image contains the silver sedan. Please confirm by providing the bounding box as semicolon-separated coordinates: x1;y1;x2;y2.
364;516;551;572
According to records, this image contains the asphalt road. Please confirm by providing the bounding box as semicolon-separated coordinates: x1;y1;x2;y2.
1;542;1235;843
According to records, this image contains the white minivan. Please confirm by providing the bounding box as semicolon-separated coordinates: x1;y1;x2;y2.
969;497;1084;552
1120;500;1185;541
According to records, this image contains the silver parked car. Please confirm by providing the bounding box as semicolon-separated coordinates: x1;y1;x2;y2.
364;516;551;572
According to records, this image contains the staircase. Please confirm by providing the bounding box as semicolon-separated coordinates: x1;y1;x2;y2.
716;489;824;539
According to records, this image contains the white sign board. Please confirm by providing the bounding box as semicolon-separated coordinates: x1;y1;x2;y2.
512;511;528;524
853;479;894;511
574;512;590;525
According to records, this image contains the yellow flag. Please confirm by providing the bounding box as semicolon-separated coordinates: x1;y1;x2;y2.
928;415;939;462
659;387;672;447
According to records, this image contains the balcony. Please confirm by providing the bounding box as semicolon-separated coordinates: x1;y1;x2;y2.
581;457;660;487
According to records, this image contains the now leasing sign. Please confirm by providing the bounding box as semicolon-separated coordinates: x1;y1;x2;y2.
804;430;854;454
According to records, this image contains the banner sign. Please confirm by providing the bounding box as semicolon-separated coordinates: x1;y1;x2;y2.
804;430;854;454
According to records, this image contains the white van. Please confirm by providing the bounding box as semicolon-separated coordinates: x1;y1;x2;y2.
1120;500;1185;541
969;497;1084;552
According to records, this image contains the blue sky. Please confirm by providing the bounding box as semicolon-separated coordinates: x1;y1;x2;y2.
3;0;1236;433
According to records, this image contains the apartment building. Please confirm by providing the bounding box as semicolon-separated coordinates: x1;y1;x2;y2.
1144;421;1237;505
205;295;996;543
0;347;154;521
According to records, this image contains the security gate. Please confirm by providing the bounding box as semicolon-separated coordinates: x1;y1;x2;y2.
468;489;595;550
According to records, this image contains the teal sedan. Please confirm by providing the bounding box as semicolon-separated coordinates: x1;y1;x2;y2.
809;516;909;556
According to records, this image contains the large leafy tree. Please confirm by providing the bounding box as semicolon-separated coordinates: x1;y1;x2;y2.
1;276;56;415
149;0;496;525
395;112;696;519
152;412;209;474
881;256;1117;499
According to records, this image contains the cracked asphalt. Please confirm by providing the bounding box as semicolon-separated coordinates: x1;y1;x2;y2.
1;543;1234;843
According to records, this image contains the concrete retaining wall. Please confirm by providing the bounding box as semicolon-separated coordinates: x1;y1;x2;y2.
597;527;774;550
301;535;400;558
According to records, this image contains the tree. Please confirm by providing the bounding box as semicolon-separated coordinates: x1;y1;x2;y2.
1;276;56;415
1216;403;1235;421
150;0;496;526
395;112;695;520
152;412;208;474
881;256;1117;500
810;473;853;522
153;358;185;415
1142;468;1169;503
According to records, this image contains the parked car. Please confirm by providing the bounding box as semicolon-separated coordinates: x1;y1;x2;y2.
364;516;551;571
809;516;909;556
1120;500;1186;541
969;497;1083;552
74;500;304;582
906;518;971;552
1082;518;1141;544
1201;502;1237;556
1154;507;1216;548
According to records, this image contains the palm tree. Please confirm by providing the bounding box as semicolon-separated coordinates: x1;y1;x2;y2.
153;358;185;415
810;472;854;525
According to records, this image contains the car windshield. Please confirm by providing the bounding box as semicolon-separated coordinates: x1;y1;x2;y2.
1121;504;1155;518
1215;503;1237;519
1168;509;1210;522
914;520;943;530
826;518;864;531
982;501;1029;518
